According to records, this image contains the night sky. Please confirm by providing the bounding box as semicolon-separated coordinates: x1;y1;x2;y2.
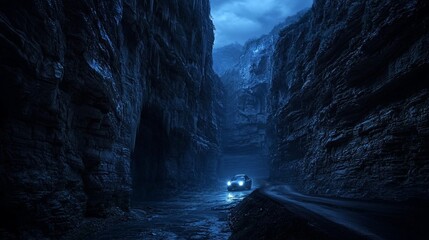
210;0;313;48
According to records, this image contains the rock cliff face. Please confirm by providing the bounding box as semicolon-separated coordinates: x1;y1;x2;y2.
0;0;221;237
270;0;429;200
214;14;304;178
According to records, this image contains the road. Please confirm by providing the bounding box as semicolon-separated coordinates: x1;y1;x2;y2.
261;185;429;240
81;183;257;240
77;182;429;240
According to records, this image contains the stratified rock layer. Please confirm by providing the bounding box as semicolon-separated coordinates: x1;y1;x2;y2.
270;0;429;200
0;0;221;238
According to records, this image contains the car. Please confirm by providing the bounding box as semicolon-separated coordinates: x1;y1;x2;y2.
227;174;252;191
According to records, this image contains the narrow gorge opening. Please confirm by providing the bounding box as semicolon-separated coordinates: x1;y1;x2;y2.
213;11;308;181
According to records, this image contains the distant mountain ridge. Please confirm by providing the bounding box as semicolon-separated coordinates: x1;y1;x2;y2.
213;43;243;76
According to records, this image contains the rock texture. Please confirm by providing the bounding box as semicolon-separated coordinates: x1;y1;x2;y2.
0;0;221;238
214;13;304;177
270;0;429;200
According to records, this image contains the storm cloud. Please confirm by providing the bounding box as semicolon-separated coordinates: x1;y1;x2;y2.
210;0;313;48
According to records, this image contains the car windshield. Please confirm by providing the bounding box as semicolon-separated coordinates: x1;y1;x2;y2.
232;176;245;181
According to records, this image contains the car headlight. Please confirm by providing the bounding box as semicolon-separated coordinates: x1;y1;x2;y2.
227;181;231;186
238;181;244;186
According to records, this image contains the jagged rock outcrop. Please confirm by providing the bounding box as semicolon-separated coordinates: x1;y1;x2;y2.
0;0;221;238
270;0;429;200
214;13;304;177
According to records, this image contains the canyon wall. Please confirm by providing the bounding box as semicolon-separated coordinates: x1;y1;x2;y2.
270;0;429;200
0;0;221;238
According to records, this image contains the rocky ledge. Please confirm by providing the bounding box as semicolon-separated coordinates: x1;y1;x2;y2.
228;190;360;240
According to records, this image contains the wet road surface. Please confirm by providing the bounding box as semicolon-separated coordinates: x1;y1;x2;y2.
84;183;257;240
262;185;429;240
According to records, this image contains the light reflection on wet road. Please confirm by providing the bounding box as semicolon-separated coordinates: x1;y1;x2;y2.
85;183;257;240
